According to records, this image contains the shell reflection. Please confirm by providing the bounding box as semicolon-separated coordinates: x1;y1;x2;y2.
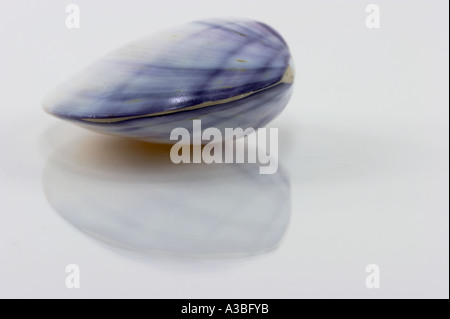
42;135;291;258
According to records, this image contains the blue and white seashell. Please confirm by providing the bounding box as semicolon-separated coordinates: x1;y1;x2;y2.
42;18;294;143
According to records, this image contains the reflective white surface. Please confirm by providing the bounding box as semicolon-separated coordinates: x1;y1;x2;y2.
42;128;291;257
0;0;448;298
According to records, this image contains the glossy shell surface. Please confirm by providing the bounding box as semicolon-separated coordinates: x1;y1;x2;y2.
43;18;294;143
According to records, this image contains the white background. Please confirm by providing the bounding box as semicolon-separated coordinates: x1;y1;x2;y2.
0;0;448;298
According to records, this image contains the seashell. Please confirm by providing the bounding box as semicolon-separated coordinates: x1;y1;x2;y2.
42;18;294;144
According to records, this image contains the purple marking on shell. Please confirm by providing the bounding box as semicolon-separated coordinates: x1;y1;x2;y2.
42;18;294;143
